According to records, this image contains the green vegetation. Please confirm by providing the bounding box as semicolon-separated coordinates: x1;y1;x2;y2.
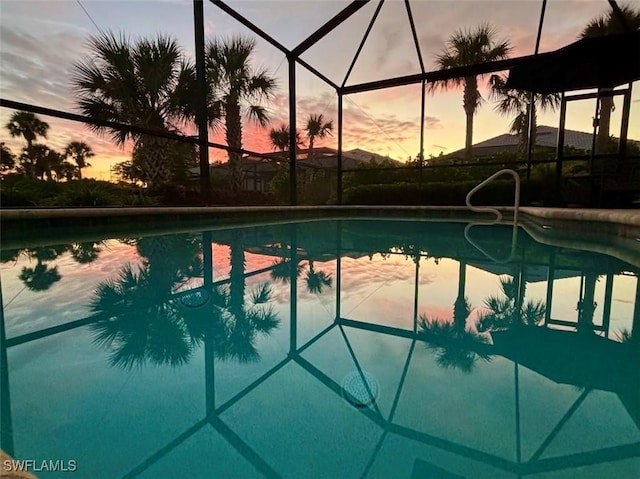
0;174;148;207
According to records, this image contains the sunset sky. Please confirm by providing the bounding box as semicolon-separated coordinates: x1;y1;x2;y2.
1;0;638;180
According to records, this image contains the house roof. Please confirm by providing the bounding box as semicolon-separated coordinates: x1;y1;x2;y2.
242;147;400;170
446;125;640;158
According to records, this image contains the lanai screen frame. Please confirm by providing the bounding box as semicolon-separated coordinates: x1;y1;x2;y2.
209;0;633;205
0;0;632;205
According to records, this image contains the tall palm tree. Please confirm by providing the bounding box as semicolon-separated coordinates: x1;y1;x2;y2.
269;124;303;151
430;24;511;159
65;141;94;180
5;111;49;151
490;74;561;151
72;32;201;187
206;36;278;192
305;114;333;161
581;4;640;153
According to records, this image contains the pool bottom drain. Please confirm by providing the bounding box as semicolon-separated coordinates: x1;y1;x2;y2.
341;370;379;408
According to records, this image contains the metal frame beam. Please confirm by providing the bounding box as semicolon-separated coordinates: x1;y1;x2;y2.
342;0;384;88
0;99;289;164
291;0;372;57
209;0;289;55
194;0;211;199
404;0;425;74
341;53;543;95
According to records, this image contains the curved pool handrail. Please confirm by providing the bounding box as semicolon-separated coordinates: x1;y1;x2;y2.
465;168;520;225
464;169;520;264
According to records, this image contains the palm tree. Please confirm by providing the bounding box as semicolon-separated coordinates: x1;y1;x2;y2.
269;124;303;152
65;141;94;180
581;4;640;153
72;32;201;187
5;111;49;151
489;74;561;151
0;142;16;174
206;36;277;192
42;149;65;181
18;143;49;179
430;24;511;159
305;114;333;161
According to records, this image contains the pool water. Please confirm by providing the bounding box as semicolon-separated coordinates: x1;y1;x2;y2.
1;219;638;478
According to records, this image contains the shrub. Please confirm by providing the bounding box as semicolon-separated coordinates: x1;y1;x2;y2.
343;178;549;206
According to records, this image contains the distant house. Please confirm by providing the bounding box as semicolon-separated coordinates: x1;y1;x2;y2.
202;147;399;191
444;125;640;159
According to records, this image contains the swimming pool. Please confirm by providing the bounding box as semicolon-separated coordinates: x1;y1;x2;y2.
1;217;639;478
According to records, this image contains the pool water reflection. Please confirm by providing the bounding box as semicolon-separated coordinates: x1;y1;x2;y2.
1;219;638;478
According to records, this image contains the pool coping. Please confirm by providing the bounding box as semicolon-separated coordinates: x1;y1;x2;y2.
1;204;638;222
2;206;639;267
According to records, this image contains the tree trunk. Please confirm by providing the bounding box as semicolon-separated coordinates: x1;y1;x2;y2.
77;166;82;181
462;77;478;160
308;136;314;162
596;91;614;153
225;97;243;192
135;136;170;189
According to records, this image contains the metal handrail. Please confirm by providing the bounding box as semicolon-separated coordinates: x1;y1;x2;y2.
464;169;521;264
465;168;520;223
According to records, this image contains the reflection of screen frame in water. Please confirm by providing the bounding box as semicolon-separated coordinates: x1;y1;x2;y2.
1;216;638;477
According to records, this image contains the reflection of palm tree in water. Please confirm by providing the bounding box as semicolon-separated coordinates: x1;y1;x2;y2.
17;246;67;292
70;241;104;264
418;296;490;373
270;251;332;295
90;263;202;369
19;262;61;292
5;242;105;292
305;260;332;294
90;233;280;369
214;282;280;363
227;230;280;362
477;276;545;333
